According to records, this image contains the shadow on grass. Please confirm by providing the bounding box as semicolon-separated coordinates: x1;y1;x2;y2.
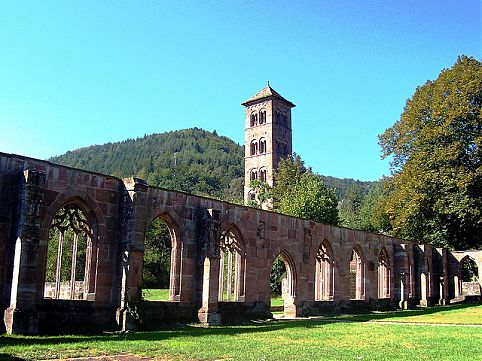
0;303;479;350
0;354;26;360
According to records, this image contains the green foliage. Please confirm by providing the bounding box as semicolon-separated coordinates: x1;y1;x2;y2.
338;183;365;228
271;154;339;224
379;55;482;250
278;172;339;225
49;128;245;202
271;153;308;206
142;218;171;289
461;258;479;282
269;255;286;295
357;182;391;233
320;175;373;201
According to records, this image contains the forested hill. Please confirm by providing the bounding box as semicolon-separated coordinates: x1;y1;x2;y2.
49;128;245;201
49;127;374;202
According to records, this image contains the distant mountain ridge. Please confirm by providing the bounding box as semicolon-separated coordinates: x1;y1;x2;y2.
49;128;375;202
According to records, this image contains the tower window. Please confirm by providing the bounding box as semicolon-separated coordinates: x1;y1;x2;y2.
250;140;258;156
250;112;258;127
250;169;258;181
259;168;267;182
259;138;267;154
259;110;266;124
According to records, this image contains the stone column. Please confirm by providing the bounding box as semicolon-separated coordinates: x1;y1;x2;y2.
441;249;449;305
4;170;45;335
399;272;408;309
117;177;148;331
198;209;222;326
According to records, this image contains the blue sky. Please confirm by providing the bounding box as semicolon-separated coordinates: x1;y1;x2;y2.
0;1;480;181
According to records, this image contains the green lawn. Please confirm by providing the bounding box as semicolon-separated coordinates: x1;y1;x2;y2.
339;303;482;325
271;295;284;307
0;304;480;361
142;288;169;301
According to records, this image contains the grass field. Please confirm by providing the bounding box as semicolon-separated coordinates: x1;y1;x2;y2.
141;289;169;301
0;304;480;361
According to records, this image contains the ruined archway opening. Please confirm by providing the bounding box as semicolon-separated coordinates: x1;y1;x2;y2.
378;248;390;299
44;203;96;300
270;253;296;317
142;216;180;301
460;256;480;297
218;228;245;302
349;247;365;300
315;241;334;301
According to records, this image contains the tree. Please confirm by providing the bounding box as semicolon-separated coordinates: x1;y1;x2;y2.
357;182;391;234
277;172;339;225
338;183;365;228
379;55;482;250
142;218;172;288
272;153;309;207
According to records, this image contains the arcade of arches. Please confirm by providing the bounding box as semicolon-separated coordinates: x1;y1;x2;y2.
0;153;481;335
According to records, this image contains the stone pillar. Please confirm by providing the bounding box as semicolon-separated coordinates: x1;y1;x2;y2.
399;272;408;309
117;177;148;331
198;209;222;326
441;249;449;305
4;170;45;335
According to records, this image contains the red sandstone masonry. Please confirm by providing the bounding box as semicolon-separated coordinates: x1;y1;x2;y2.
0;152;480;334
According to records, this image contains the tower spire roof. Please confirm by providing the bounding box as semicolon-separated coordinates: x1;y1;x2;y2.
242;84;295;107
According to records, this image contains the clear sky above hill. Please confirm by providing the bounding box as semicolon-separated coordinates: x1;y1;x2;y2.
0;1;480;180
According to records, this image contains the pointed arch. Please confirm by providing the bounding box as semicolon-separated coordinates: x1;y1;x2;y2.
143;212;181;301
218;224;246;301
43;197;99;301
378;247;390;298
350;245;365;300
270;250;297;298
315;240;334;301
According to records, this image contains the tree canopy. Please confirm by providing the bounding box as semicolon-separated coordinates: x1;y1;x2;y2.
379;55;481;250
270;154;339;225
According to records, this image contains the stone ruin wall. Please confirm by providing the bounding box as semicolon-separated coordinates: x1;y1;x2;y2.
0;152;480;335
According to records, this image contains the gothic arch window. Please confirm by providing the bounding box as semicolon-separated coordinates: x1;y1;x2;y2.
250;112;258;127
250;169;258;181
250;140;258;156
349;245;365;300
219;226;246;301
378;248;390;298
259;109;266;124
44;203;96;300
259;167;267;182
249;192;256;201
259;138;267;154
315;240;334;301
142;214;181;301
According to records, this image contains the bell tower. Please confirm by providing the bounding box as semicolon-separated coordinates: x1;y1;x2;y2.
242;83;295;205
